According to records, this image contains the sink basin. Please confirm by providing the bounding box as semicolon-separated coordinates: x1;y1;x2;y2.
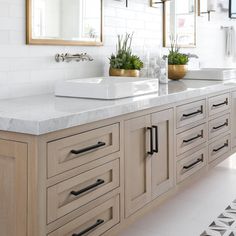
184;68;236;81
55;77;159;99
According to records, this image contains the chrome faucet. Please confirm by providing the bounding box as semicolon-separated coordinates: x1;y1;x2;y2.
55;53;94;63
186;53;199;59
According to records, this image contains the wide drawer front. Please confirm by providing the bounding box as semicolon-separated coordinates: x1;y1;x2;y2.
208;113;230;140
208;93;230;116
209;134;231;163
48;194;120;236
47;123;120;178
177;147;207;183
176;100;206;129
47;159;120;224
176;124;207;156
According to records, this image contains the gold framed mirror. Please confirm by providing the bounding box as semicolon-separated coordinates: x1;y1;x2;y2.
26;0;103;46
163;0;196;48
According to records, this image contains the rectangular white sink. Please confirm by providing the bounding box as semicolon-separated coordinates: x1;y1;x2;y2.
184;68;236;81
55;77;159;99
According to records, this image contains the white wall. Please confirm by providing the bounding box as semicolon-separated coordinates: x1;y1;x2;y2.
0;0;235;100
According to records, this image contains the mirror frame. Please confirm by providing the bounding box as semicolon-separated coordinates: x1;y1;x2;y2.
163;0;197;48
26;0;104;46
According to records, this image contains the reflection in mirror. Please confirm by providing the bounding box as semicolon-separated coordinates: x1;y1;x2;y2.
27;0;103;45
163;0;196;47
229;0;236;18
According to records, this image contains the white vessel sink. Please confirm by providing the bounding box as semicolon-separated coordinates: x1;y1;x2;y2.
55;77;159;99
184;68;236;81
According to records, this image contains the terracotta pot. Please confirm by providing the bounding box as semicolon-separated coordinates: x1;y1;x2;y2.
109;68;140;77
168;65;187;80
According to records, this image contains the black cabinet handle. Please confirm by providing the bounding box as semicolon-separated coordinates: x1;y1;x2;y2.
213;121;228;130
213;142;228;152
152;126;159;153
183;157;204;170
71;142;106;155
72;219;104;236
212;100;228;108
183;109;202;118
70;179;105;197
183;133;202;143
147;127;154;155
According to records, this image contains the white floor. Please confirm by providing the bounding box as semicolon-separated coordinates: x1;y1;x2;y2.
118;154;236;236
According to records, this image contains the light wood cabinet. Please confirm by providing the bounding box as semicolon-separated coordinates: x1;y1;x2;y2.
124;109;174;217
124;115;152;217
0;139;27;236
151;109;174;199
232;91;236;149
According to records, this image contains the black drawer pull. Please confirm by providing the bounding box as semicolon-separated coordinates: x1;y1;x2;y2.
183;133;202;143
71;141;106;155
183;157;204;170
213;142;228;152
213;121;228;130
72;219;104;236
183;109;202;118
71;179;105;197
147;127;154;155
212;100;228;108
152;126;159;153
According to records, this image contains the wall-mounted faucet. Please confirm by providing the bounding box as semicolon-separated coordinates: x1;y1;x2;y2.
55;53;94;63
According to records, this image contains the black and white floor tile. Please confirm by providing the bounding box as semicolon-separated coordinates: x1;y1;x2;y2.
201;199;236;236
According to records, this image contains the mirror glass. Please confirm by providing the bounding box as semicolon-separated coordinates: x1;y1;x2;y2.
163;0;196;47
229;0;236;18
28;0;103;45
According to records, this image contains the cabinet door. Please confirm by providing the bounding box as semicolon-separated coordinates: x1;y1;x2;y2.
124;115;152;217
151;109;174;199
232;91;236;149
0;139;27;236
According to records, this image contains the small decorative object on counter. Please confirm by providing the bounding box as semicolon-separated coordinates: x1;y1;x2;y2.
158;57;168;84
109;33;144;77
167;36;189;80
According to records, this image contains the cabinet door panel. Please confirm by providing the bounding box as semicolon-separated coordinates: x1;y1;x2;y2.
0;139;27;236
124;115;151;217
151;109;174;199
232;91;236;149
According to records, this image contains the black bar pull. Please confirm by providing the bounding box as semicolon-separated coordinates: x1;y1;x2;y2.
71;179;105;197
152;126;159;153
213;121;228;130
183;109;202;118
183;133;202;143
72;219;104;236
71;141;106;155
147;127;153;155
213;142;228;152
212;100;228;108
183;157;204;170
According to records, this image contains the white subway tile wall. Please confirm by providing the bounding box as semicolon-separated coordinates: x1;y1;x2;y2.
0;0;236;99
0;0;162;99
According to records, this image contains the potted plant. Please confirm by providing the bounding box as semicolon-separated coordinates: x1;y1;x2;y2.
109;33;143;77
167;37;189;80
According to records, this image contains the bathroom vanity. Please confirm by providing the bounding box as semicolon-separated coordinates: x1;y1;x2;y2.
1;80;236;236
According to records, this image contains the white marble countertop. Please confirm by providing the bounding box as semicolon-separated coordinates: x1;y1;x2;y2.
0;80;236;135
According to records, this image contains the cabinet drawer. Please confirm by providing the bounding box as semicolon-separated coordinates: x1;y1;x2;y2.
209;134;230;163
177;147;207;183
47;123;120;178
47;159;120;224
208;114;230;140
176;100;206;128
48;194;120;236
208;93;230;116
176;124;207;156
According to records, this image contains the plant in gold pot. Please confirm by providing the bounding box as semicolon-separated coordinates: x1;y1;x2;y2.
109;33;143;77
167;37;189;80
